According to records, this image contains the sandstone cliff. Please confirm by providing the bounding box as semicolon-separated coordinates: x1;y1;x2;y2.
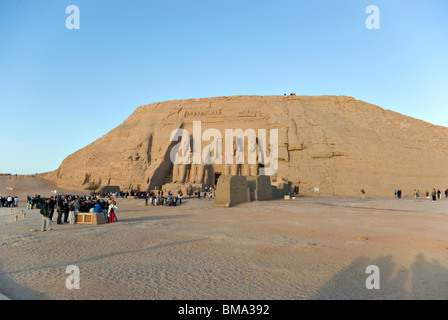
44;95;448;197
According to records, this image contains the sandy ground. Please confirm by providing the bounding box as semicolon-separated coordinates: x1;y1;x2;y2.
0;176;447;300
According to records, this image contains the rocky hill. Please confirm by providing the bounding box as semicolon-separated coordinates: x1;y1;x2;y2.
43;95;448;197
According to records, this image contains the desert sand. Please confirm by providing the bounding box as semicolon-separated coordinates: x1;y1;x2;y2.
0;175;447;300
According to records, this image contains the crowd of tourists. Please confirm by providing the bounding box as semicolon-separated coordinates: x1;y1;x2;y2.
28;187;212;232
33;186;216;231
97;190;148;199
19;185;448;233
0;195;19;207
393;188;448;200
144;186;215;206
145;190;182;206
27;194;119;232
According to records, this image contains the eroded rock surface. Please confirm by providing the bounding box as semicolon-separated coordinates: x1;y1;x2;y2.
43;95;448;197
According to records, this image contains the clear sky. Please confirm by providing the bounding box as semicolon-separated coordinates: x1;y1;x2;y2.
1;0;447;174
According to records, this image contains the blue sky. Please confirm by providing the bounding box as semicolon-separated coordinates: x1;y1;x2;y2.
0;0;447;174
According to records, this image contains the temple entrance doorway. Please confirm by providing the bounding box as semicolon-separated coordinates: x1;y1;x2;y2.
214;173;221;187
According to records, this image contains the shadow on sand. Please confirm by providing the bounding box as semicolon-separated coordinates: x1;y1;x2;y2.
311;253;448;299
0;237;206;300
119;214;193;224
0;264;51;300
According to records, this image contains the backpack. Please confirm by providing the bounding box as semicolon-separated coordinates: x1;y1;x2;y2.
40;205;48;217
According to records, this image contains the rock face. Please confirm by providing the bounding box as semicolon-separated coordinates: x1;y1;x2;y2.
215;175;250;207
247;175;273;201
44;95;448;197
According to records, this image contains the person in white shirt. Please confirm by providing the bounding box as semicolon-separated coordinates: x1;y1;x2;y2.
7;196;13;207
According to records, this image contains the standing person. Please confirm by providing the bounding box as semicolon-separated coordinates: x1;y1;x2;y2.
432;188;437;202
445;188;448;198
49;196;56;221
394;190;397;198
114;202;118;222
104;200;110;219
7;195;12;207
40;198;52;232
178;190;183;204
73;198;80;223
68;200;77;225
108;201;117;223
437;189;441;199
426;190;429;199
361;189;365;200
413;189;417;199
14;196;18;207
56;198;64;224
63;200;70;223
